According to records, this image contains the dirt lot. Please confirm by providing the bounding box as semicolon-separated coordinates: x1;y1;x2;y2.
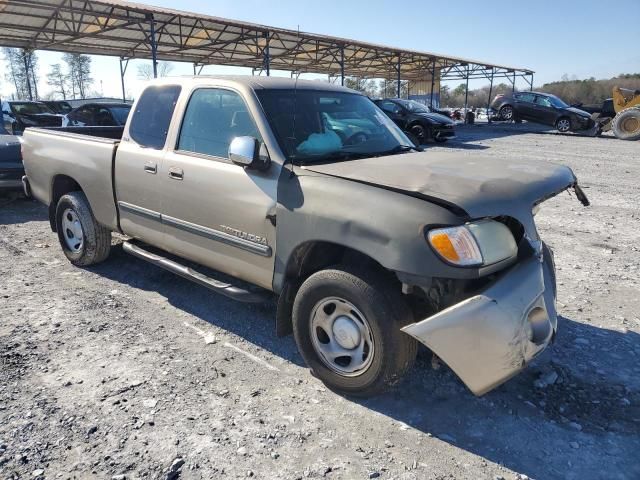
1;124;639;480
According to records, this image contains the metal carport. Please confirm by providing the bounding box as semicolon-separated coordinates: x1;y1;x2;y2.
0;0;534;109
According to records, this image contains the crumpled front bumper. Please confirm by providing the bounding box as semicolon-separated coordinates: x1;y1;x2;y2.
401;254;557;395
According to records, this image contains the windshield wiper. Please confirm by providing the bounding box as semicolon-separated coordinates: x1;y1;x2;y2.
377;144;420;156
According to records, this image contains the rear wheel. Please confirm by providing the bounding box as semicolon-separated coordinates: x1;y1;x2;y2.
556;117;571;133
292;265;417;397
611;107;640;140
499;105;514;121
55;191;111;266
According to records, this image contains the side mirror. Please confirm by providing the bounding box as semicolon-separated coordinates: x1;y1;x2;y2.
228;136;270;171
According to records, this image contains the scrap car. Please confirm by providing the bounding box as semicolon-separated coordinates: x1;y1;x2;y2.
21;76;589;396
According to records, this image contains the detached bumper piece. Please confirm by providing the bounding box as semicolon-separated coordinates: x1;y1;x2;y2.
402;255;557;395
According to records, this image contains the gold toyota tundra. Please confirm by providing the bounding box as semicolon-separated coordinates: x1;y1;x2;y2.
21;76;589;397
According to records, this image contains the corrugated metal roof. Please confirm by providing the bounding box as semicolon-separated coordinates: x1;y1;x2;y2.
0;0;533;79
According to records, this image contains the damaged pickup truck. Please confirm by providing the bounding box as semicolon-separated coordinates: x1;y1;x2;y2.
21;76;589;397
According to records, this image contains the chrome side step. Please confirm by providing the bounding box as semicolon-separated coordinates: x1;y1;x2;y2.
122;241;271;303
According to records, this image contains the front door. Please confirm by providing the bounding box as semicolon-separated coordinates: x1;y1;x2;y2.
115;84;182;246
533;95;558;126
378;100;407;129
159;87;279;290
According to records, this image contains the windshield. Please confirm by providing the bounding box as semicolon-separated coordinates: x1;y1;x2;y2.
11;103;54;115
396;99;431;114
548;95;569;108
111;105;132;125
256;90;413;163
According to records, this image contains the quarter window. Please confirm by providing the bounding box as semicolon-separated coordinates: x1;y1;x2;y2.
177;88;261;159
129;85;181;149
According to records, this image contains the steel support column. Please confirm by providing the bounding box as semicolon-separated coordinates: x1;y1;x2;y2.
487;68;495;124
340;46;345;86
463;64;470;118
530;73;534;91
396;56;401;98
119;57;129;103
148;14;158;78
512;70;516;93
430;60;436;108
262;31;270;77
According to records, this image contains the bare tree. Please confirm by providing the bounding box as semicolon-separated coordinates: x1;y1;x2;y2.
137;61;174;80
2;48;39;100
63;53;93;99
344;77;379;98
46;63;69;99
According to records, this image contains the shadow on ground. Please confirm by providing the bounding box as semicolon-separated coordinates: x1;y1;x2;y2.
91;243;640;480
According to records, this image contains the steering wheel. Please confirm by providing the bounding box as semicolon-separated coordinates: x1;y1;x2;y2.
344;131;369;146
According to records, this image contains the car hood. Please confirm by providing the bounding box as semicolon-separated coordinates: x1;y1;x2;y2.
415;112;454;124
302;151;580;238
565;106;591;118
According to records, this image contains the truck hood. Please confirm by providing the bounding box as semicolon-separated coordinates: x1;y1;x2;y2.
302;151;581;238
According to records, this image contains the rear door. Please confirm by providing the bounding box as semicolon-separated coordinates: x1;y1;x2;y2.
159;86;279;290
115;84;182;246
513;92;537;121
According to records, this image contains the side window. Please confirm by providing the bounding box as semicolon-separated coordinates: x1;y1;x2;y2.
129;85;182;149
379;101;400;113
535;96;552;107
73;106;94;125
177;88;261;159
515;93;535;103
95;107;115;126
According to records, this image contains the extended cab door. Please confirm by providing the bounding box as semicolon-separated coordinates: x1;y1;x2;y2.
115;84;182;246
159;87;279;290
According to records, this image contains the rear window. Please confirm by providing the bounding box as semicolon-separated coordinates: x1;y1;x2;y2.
129;85;181;149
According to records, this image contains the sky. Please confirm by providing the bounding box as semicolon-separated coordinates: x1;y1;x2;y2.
1;0;639;100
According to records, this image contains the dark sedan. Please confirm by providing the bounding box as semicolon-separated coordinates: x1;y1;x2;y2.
491;92;594;133
2;101;63;135
63;102;132;127
0;128;24;192
374;98;456;143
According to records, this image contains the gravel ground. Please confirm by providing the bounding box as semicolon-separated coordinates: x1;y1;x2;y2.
1;124;639;480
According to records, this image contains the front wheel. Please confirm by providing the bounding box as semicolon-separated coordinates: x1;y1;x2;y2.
292;265;417;397
409;123;429;144
556;117;572;133
55;191;111;266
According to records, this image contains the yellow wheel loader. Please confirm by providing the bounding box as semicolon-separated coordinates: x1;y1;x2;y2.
595;87;640;140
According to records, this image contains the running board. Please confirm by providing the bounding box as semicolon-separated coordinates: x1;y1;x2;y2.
122;241;271;303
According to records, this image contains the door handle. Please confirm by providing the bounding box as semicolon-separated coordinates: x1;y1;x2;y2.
143;162;157;174
168;167;184;180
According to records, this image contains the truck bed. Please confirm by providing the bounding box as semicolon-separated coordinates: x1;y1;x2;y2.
21;127;121;231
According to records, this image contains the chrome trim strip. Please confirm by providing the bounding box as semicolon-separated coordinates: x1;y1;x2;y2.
117;201;162;221
162;214;272;257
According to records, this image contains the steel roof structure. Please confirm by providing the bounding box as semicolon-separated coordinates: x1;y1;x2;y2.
0;0;533;84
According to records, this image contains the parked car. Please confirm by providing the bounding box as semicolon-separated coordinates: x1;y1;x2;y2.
42;100;73;115
2;100;63;135
374;98;456;143
491;92;595;133
0;128;24;192
21;76;589;397
63;102;132;127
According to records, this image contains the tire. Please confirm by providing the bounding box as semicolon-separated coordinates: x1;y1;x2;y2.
611;107;640;140
433;136;448;143
55;191;111;266
292;265;418;397
409;123;429;144
555;117;571;133
499;105;514;121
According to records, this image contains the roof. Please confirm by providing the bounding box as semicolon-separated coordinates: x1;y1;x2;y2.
150;75;357;92
0;0;533;80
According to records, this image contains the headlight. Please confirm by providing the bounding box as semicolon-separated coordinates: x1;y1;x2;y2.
427;219;517;267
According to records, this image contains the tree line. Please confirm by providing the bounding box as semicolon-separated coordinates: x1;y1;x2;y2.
2;48;94;101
